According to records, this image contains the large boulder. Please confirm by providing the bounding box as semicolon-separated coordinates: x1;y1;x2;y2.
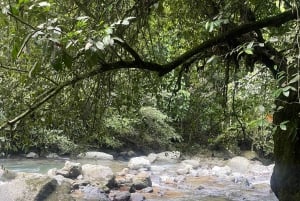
82;164;114;182
77;151;114;160
227;156;251;173
128;157;151;170
0;172;73;201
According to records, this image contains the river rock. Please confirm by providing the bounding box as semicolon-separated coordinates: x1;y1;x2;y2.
131;172;152;191
0;168;17;181
181;159;200;169
129;193;146;201
0;172;73;201
56;161;82;179
46;153;60;159
128;157;151;170
147;153;158;163
110;191;131;201
78;151;114;160
82;164;114;183
212;165;232;177
81;185;110;201
26;152;39;158
176;164;193;175
227;156;250;173
155;151;181;162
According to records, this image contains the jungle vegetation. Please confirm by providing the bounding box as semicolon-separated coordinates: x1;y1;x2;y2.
0;0;300;200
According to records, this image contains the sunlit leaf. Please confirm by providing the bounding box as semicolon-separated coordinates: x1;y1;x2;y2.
95;41;105;50
38;2;51;7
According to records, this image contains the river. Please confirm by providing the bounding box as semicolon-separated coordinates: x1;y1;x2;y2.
0;156;278;201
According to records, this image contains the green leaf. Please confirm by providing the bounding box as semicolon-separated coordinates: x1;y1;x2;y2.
280;124;287;130
51;55;63;71
244;48;253;55
62;51;72;68
206;55;216;64
288;74;300;84
283;90;290;97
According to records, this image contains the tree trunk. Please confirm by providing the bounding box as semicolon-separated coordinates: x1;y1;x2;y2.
271;98;300;200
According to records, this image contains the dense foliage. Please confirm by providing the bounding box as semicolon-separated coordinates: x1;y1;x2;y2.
0;0;297;158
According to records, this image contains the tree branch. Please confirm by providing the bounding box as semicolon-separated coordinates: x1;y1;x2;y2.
0;7;298;130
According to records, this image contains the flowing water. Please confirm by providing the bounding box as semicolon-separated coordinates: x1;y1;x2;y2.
0;157;278;201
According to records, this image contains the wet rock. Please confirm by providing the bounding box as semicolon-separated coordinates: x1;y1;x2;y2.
131;172;152;191
0;167;17;181
227;156;250;173
46;153;60;159
128;157;151;170
129;193;146;201
159;175;176;184
0;173;73;201
141;186;153;193
181;159;200;169
110;191;131;201
81;185;110;201
82;164;114;184
33;178;58;201
176;164;193;175
56;161;82;179
72;180;90;190
147;153;157;163
231;173;251;186
26;152;39;158
155;151;181;162
212;165;232;177
117;168;130;176
78;151;114;160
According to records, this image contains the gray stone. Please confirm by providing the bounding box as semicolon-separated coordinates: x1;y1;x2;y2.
130;193;146;201
82;164;114;183
46;153;60;159
227;156;250;173
212;165;232;177
141;187;153;193
176;164;193;175
78;151;114;160
26;152;39;158
57;161;82;179
155;151;181;162
128;157;151;170
181;159;200;169
111;191;131;201
131;172;152;190
147;153;157;163
82;186;110;201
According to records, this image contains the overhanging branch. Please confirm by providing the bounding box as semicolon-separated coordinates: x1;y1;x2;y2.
0;8;298;130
